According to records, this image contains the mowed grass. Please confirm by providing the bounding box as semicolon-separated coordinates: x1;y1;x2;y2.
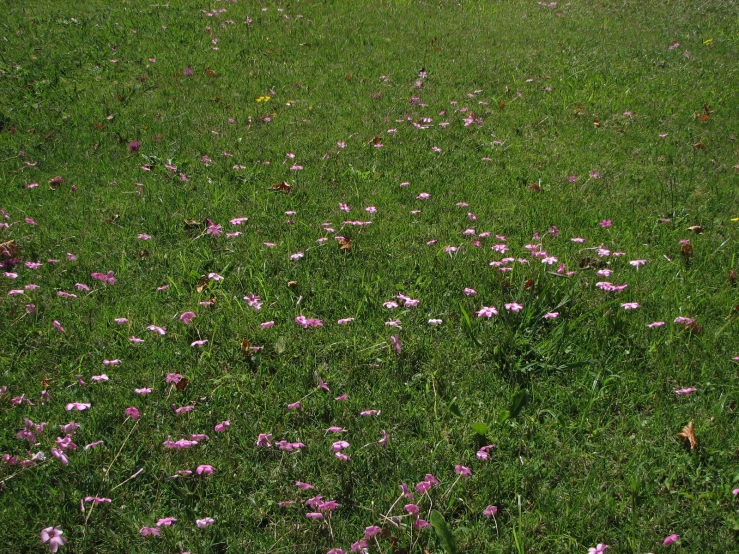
1;1;739;552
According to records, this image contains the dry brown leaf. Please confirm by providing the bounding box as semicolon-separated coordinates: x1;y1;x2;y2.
681;243;694;259
287;281;298;289
694;113;710;122
338;237;352;252
687;225;703;234
593;119;601;128
0;240;19;259
240;339;252;356
677;420;698;450
370;136;382;145
499;102;506;110
175;377;189;391
269;181;292;193
196;275;209;293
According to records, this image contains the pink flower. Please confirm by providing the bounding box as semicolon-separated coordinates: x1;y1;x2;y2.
416;192;431;200
66;402;91;411
172;403;194;415
337;317;355;325
674;316;694;324
114;317;128;324
629;259;647;268
290;252;304;261
663;534;679;546
455;465;472;477
364;525;382;540
428;319;443;326
405;503;420;515
83;496;112;505
415;481;432;494
147;325;166;335
621;302;640;310
51;448;69;465
332;440;350;452
40;526;67;552
352;540;369;553
477;444;496;459
196;464;214;475
139;527;161;537
156;517;177;527
505;302;523;312
675;387;697;395
255;433;272;448
476;306;498;318
124;407;140;419
464;287;477;296
191;339;208;347
91;375;109;383
360;409;381;416
180;312;196;324
587;544;608;554
165;373;183;384
483;505;498;517
600;219;612;228
52;320;66;333
390;335;403;354
413;518;431;529
543;312;559;319
196;517;214;528
135;388;151;395
305;512;323;519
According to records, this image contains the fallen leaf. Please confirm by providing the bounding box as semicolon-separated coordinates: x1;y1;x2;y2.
681;243;693;259
370;136;382;145
269;181;292;193
687;225;703;234
338;237;352;251
694;113;710;122
287;281;298;288
175;377;189;391
498;102;506;110
196;275;209;293
0;240;19;259
593;119;601;128
677;420;698;450
240;339;252;356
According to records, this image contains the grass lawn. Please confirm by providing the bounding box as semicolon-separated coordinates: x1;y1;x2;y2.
1;1;739;552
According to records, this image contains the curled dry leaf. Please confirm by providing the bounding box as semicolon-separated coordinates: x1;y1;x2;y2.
287;281;298;289
240;339;252;356
680;243;694;259
269;181;292;193
196;275;209;293
175;377;189;391
338;237;352;252
677;420;698;450
687;225;703;234
0;240;19;260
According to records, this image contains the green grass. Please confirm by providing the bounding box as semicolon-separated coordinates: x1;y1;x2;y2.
1;1;739;552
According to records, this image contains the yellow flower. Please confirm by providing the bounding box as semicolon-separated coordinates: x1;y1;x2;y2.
256;96;271;103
